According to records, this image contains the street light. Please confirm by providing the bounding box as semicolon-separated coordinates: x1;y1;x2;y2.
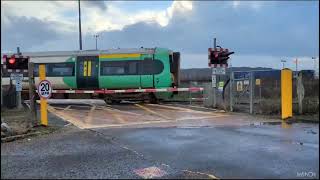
94;34;99;50
281;59;287;69
78;0;82;50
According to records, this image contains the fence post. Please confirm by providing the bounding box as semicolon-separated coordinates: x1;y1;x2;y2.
297;72;304;114
230;71;234;112
28;62;37;127
212;74;217;108
249;71;255;114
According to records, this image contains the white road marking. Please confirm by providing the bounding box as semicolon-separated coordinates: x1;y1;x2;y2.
134;104;172;120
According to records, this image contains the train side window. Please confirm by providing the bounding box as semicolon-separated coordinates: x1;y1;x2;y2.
34;63;75;77
101;61;138;75
101;60;163;75
128;61;138;75
139;60;164;75
102;66;125;75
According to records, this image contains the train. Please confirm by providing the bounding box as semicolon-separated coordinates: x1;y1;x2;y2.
1;47;181;103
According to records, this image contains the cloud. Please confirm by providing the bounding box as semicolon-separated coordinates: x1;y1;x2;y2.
181;53;319;70
1;15;64;52
83;1;108;11
1;1;318;70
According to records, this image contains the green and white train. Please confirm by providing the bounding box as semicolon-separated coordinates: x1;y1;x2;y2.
1;47;181;102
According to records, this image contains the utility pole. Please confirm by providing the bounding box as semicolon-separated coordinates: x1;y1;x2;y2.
78;0;82;50
94;34;99;50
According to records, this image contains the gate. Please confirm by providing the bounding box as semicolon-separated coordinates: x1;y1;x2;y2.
230;71;254;113
229;70;282;114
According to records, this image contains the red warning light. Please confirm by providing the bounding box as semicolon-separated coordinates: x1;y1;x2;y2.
9;58;16;64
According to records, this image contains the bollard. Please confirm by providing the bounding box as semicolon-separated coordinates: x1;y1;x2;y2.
281;69;293;119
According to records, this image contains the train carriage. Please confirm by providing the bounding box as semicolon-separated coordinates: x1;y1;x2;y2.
1;47;181;103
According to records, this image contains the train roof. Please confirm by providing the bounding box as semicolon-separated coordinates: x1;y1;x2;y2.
1;48;161;58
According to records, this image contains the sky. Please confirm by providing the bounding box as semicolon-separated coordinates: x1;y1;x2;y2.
1;1;319;70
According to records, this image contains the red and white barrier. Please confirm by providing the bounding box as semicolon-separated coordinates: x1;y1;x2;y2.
35;87;204;94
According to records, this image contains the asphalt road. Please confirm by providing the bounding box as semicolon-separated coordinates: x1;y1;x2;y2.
1;100;319;179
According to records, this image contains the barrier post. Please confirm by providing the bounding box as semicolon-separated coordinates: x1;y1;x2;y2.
39;65;48;126
281;68;293;119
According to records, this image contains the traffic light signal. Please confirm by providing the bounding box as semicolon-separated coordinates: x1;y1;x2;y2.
208;48;234;67
5;55;29;70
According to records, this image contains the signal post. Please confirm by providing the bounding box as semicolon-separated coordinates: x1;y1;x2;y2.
208;38;234;108
3;51;29;109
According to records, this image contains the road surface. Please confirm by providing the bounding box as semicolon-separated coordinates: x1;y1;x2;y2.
1;100;319;179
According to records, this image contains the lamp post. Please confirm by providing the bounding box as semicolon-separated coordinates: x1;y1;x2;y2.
78;0;82;50
281;59;286;69
94;34;99;50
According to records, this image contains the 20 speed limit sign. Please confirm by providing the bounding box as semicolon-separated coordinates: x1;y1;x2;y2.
37;80;52;99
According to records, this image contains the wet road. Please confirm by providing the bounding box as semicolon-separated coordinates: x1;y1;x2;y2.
1;100;319;179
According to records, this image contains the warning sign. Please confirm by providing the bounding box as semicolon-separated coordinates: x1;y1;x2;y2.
256;79;261;85
37;80;52;99
218;81;224;92
237;81;243;91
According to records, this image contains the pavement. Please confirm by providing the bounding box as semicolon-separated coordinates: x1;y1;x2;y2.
1;99;319;179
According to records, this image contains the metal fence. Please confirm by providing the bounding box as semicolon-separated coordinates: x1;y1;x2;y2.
173;69;319;115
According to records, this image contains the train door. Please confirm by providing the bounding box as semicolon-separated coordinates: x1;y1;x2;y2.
76;56;99;89
140;55;154;88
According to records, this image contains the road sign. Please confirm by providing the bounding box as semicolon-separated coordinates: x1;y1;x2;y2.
212;75;217;87
37;80;52;99
15;80;22;91
10;73;23;81
10;73;23;91
212;67;226;75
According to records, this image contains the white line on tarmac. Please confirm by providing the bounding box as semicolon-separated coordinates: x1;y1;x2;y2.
86;114;229;129
134;104;172;120
182;170;218;179
147;104;226;115
146;104;194;111
85;105;96;124
103;106;143;116
63;105;71;111
47;105;86;129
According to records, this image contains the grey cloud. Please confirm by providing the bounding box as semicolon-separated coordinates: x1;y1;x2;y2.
96;1;319;57
1;1;318;60
1;15;63;52
82;1;108;11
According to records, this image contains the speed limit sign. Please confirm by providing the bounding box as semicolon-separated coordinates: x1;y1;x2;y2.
37;80;52;99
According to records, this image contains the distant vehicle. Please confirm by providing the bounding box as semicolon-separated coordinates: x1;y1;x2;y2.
1;47;181;103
